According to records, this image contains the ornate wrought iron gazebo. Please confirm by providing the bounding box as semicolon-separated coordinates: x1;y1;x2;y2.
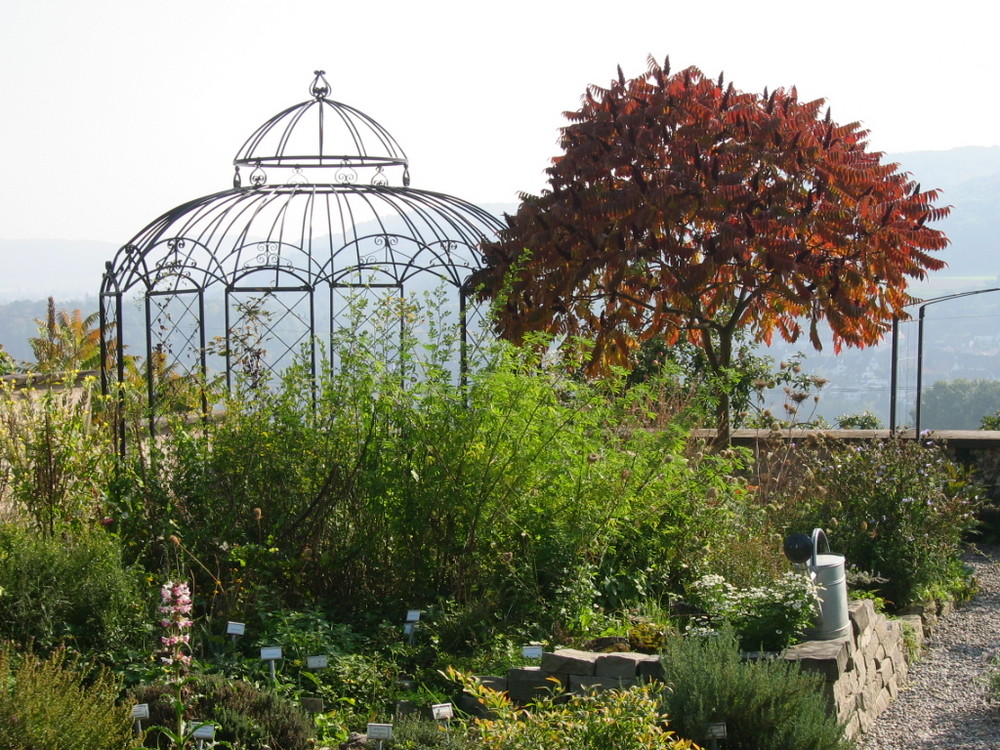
100;71;503;440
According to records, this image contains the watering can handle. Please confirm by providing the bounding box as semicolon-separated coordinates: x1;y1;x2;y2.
811;528;830;568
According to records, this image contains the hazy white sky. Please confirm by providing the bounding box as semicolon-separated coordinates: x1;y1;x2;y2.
1;0;994;243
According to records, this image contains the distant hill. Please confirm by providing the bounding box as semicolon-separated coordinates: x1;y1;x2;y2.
888;146;1000;282
0;239;118;302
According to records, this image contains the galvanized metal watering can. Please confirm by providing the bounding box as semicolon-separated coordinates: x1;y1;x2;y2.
783;528;850;641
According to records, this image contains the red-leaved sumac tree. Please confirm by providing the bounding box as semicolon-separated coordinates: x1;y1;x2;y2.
474;56;951;432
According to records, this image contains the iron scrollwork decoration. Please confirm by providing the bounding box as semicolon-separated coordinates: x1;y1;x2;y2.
335;159;358;184
250;162;267;187
310;70;330;99
152;238;197;283
245;242;293;269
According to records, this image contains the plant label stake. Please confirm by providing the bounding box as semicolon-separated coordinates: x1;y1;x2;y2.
521;644;544;660
131;703;149;734
260;646;282;686
226;620;245;648
192;721;215;750
705;722;727;750
306;654;328;669
367;722;393;750
432;702;453;732
403;609;421;644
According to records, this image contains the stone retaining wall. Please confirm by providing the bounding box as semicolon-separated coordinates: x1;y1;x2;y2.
472;598;931;741
783;599;924;740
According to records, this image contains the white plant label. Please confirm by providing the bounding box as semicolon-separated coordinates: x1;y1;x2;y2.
131;703;150;719
405;609;421;622
521;645;544;659
367;723;393;740
260;646;282;661
432;702;454;720
306;655;328;669
192;722;216;740
706;723;728;739
226;621;245;636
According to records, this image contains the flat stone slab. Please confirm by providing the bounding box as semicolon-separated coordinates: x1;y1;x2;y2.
476;675;509;693
594;652;650;679
569;674;635;693
541;648;598;676
784;637;851;680
849;598;875;635
637;655;665;682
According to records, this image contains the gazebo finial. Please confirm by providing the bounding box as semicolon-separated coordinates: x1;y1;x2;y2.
310;70;329;100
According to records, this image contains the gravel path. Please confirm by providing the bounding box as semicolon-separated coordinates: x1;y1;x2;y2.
856;546;1000;749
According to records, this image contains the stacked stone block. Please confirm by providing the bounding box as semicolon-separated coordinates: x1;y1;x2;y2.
485;649;663;704
783;599;923;740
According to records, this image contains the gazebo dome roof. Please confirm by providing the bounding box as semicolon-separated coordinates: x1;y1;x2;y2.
233;70;410;186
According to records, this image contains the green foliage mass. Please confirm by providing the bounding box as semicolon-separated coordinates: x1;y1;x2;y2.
451;670;696;750
682;572;820;652
130;673;312;750
802;437;982;607
112;331;740;642
658;629;851;750
0;524;147;654
0;644;136;750
0;377;115;536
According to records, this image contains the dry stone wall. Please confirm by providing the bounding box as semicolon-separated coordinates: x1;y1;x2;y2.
783;599;924;740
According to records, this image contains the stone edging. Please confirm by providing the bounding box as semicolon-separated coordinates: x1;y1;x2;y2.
464;598;933;742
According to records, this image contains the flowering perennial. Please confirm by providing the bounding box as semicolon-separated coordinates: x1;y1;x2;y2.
685;572;820;651
158;580;193;671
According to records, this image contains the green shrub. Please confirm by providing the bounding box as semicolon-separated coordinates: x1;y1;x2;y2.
391;714;473;749
252;608;368;662
0;523;147;653
658;629;850;750
805;437;983;606
111;311;739;640
130;673;312;750
0;377;114;535
0;643;136;750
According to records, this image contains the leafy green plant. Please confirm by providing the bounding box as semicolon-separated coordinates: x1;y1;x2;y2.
658;629;851;750
390;713;471;749
0;643;136;750
0;523;147;653
132;675;311;750
112;290;740;644
836;411;882;430
451;668;696;750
